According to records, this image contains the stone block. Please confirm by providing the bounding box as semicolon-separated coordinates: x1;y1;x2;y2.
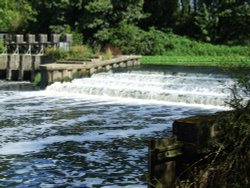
90;68;97;75
26;34;36;43
64;34;72;43
20;55;32;70
149;138;182;188
119;62;126;68
126;61;133;67
112;63;119;68
38;34;48;43
105;65;112;71
53;70;63;82
4;34;13;43
51;34;60;43
173;114;218;153
8;55;20;69
0;55;8;70
15;35;24;43
133;60;140;66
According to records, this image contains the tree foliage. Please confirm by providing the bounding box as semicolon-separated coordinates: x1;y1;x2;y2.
0;0;250;52
0;0;35;32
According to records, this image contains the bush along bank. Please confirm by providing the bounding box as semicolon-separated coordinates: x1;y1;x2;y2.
105;26;250;56
96;25;250;67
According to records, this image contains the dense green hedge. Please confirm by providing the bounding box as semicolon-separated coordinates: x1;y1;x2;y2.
107;25;250;56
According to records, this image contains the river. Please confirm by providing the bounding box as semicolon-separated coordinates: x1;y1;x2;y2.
0;66;232;187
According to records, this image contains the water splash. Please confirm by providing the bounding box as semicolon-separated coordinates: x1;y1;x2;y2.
46;71;234;107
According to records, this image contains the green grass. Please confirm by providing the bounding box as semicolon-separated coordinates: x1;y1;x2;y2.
141;56;250;67
33;73;41;86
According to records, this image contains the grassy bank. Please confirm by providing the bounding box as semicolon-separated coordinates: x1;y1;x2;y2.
141;56;250;67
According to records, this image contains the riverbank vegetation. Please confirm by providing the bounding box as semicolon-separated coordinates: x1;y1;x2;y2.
141;55;250;67
175;68;250;187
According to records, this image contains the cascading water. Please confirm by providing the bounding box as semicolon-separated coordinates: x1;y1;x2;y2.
47;70;233;107
0;67;233;187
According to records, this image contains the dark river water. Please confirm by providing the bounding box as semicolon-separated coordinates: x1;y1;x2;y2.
0;67;232;187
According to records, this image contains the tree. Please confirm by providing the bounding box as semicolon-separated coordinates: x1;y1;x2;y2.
79;0;113;42
175;0;250;43
2;0;249;45
0;0;35;32
142;0;179;29
193;4;218;42
28;0;71;33
78;0;146;43
216;3;250;43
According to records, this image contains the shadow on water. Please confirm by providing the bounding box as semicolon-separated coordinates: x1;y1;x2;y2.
0;81;38;91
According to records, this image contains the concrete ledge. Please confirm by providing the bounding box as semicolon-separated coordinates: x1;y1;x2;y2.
40;55;142;88
40;63;86;71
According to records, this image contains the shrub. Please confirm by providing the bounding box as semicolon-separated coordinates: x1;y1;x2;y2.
33;73;41;86
175;67;250;187
110;23;145;54
45;48;68;61
107;25;250;56
102;48;113;60
69;45;93;59
72;32;83;46
109;24;171;55
0;38;5;53
45;45;93;61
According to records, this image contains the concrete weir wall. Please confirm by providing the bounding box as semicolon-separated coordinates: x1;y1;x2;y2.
0;54;44;81
40;55;141;88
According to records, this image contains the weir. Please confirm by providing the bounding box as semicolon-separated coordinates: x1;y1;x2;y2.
0;54;49;81
40;55;141;88
46;67;232;107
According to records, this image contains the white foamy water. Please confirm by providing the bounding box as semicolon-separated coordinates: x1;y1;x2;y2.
46;71;233;107
0;67;231;187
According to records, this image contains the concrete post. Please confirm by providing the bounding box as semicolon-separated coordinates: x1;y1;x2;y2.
112;63;119;68
18;56;24;80
0;55;8;70
64;34;72;44
119;62;127;68
105;65;112;71
6;55;19;80
51;34;60;48
134;60;140;66
149;138;182;188
40;67;49;89
97;66;104;72
31;60;35;82
90;68;97;75
26;34;36;54
6;56;12;81
48;71;53;85
38;34;48;54
62;69;71;80
126;61;133;67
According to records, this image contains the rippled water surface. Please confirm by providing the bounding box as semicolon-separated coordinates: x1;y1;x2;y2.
0;67;231;187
